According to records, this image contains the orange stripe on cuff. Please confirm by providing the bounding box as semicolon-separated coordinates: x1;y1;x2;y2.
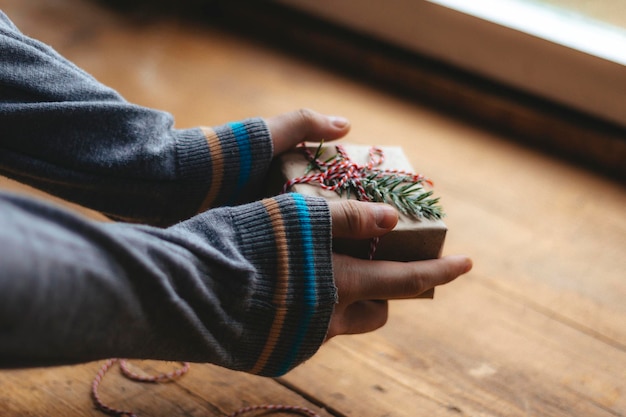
199;127;224;212
249;198;290;374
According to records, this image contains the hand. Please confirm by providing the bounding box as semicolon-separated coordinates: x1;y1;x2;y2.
327;200;472;339
265;109;351;156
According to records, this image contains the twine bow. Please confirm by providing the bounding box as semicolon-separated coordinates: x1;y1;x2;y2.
283;143;433;260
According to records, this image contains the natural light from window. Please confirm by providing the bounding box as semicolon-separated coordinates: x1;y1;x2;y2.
277;0;626;127
538;0;626;30
431;0;626;64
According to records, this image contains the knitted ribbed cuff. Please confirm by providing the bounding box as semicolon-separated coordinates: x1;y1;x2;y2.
177;118;273;213
233;193;336;376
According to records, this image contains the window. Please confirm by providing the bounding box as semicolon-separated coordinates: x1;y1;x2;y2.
275;0;626;128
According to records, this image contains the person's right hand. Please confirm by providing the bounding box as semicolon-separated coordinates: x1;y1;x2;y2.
326;200;472;339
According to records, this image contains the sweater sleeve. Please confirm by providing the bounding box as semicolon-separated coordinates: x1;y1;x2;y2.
0;11;272;226
0;191;336;377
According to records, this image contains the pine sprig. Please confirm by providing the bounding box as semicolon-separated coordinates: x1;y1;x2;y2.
305;144;444;220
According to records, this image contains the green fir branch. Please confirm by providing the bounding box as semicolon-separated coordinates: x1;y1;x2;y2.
305;143;444;220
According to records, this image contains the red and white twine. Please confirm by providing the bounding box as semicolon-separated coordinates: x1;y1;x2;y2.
228;404;321;417
283;144;431;197
283;144;431;260
92;359;190;417
91;359;321;417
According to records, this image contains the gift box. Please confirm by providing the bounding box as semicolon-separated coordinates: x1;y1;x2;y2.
271;144;447;299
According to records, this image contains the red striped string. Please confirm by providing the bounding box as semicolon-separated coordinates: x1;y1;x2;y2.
283;144;431;260
91;360;321;417
227;404;321;417
92;359;190;417
283;144;431;196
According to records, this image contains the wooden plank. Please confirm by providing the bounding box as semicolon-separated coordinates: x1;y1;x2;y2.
173;363;334;416
283;279;626;416
0;361;333;417
407;126;626;346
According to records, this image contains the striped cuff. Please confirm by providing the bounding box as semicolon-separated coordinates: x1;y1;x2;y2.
234;193;335;376
197;119;272;210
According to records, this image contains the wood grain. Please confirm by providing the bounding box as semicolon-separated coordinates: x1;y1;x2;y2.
0;0;624;416
0;362;331;416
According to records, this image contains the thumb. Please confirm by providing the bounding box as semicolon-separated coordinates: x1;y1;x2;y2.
330;200;398;239
266;108;351;156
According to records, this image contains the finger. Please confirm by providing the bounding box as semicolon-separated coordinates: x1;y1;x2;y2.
329;200;398;239
326;301;388;339
266;108;351;155
335;254;472;302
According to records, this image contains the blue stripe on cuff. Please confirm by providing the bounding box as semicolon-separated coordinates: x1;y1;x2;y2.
278;193;317;375
228;121;252;202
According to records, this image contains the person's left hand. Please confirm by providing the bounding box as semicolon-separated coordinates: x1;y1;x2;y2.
265;108;351;156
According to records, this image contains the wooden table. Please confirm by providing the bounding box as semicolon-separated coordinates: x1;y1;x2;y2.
1;0;624;415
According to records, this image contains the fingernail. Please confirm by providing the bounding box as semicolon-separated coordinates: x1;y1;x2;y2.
329;116;349;128
374;204;398;229
453;255;473;273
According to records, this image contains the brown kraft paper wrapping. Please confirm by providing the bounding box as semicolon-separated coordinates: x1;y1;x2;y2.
272;144;447;299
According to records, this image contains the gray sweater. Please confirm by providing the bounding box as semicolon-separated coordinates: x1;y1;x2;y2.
0;11;336;377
